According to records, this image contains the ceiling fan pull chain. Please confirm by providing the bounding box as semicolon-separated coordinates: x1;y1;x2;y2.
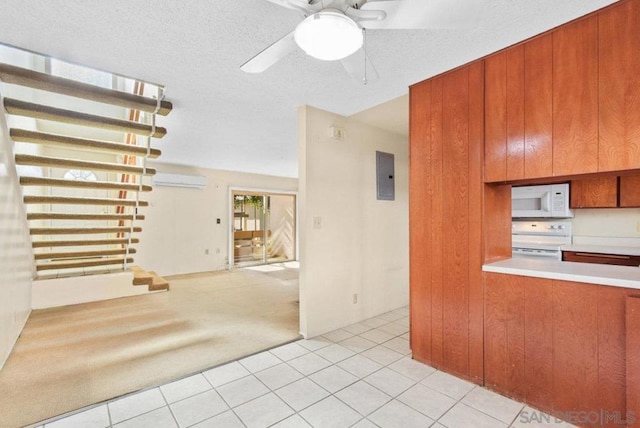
363;28;368;85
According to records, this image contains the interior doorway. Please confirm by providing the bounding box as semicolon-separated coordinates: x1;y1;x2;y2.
231;191;297;267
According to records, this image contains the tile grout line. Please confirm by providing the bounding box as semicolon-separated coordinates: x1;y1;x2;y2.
156;386;181;428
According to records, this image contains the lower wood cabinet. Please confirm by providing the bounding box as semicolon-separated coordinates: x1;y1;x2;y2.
485;272;633;427
628;295;640;428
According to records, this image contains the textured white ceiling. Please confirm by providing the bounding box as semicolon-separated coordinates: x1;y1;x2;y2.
0;0;617;178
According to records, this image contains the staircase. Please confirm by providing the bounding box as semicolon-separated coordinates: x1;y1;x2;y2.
0;61;171;291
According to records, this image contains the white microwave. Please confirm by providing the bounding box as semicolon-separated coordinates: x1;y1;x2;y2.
512;183;573;218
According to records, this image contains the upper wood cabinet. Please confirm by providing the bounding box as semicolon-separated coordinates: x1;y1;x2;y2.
552;16;599;176
523;35;553;179
570;176;618;208
570;174;640;208
619;175;640;208
485;0;640;183
599;0;640;172
484;36;553;183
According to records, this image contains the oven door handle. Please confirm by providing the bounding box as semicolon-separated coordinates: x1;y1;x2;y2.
513;248;560;258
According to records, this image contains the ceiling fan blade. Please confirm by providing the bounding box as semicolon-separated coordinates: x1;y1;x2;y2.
263;0;313;13
360;0;483;29
240;31;297;73
341;49;380;85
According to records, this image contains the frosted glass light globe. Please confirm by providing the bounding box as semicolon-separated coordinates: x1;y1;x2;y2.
294;10;363;61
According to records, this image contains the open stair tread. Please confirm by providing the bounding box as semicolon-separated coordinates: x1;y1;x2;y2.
148;271;170;291
129;265;170;291
27;213;145;221
30;226;142;235
11;129;161;158
24;195;149;206
15;154;156;176
4;98;167;137
33;238;140;248
0;62;172;115
21;176;153;192
130;265;152;286
34;248;136;260
36;256;134;271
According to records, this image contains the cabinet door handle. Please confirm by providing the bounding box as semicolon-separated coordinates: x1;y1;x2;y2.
575;252;630;260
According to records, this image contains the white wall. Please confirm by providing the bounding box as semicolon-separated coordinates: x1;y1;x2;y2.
298;106;409;338
135;163;297;276
572;208;640;238
0;97;34;370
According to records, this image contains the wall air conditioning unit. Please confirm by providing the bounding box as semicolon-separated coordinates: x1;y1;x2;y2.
152;172;206;189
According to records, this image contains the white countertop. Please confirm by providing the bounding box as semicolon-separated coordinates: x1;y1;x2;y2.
483;257;640;290
561;244;640;256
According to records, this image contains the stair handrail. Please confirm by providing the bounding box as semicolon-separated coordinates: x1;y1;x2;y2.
123;85;164;270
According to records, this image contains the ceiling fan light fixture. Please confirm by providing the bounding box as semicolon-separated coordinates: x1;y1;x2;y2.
294;10;363;61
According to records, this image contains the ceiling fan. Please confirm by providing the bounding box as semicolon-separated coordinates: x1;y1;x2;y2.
240;0;481;84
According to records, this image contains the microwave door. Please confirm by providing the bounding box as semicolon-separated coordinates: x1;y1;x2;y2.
540;191;551;213
512;194;551;218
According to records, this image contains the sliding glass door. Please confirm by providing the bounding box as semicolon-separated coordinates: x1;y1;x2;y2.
232;192;296;267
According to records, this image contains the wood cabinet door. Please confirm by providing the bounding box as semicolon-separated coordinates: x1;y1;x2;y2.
553;16;599;176
524;34;553;179
442;66;471;377
599;0;640;172
484;46;526;183
570;176;618;208
552;281;600;414
484;273;526;400
627;295;640;428
506;45;525;181
484;52;507;183
409;81;432;364
619;175;640;207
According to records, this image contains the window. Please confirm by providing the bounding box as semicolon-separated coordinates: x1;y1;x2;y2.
48;58;113;89
64;169;97;181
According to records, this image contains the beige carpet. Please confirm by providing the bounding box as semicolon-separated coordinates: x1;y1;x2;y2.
0;264;300;428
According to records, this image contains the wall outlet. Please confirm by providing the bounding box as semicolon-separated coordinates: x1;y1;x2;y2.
352;293;358;304
205;249;209;255
216;248;221;254
313;217;322;229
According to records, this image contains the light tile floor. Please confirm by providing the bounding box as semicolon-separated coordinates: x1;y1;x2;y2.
34;307;576;428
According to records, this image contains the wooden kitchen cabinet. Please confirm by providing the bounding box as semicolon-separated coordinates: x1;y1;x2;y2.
570;176;618;208
410;61;500;384
619;175;640;207
598;0;640;172
523;35;553;179
484;273;630;426
628;295;640;428
484;51;508;182
570;174;640;208
484;35;552;182
484;46;525;182
553;15;599;176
